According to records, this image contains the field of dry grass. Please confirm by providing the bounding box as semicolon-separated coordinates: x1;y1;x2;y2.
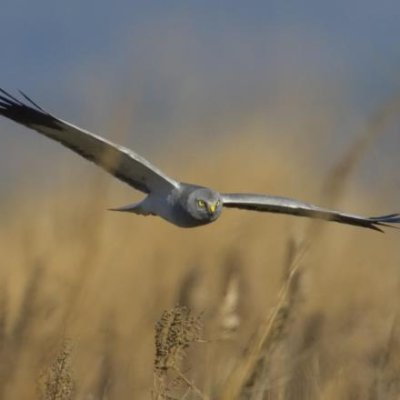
0;110;400;400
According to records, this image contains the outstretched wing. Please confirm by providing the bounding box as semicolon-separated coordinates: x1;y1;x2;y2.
221;193;400;232
0;89;179;194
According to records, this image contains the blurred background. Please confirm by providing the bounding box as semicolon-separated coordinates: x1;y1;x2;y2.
1;1;400;399
1;1;400;195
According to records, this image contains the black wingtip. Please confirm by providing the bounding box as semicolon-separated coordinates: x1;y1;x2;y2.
0;88;59;129
0;88;23;106
370;213;400;232
0;88;46;111
18;90;47;112
370;213;400;223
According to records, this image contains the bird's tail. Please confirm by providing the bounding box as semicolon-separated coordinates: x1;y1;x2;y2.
108;199;153;216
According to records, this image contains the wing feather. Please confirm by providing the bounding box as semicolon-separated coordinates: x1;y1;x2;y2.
221;193;400;232
0;89;179;194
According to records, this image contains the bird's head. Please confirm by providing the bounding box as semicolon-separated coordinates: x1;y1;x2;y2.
185;187;223;223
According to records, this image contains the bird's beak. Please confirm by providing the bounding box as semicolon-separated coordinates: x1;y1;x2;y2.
208;202;217;214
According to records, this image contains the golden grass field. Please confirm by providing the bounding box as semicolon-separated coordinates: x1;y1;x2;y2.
0;110;400;399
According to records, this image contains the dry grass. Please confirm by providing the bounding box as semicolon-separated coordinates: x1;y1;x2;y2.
0;101;400;400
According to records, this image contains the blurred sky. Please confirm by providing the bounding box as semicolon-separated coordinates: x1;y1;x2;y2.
1;1;400;196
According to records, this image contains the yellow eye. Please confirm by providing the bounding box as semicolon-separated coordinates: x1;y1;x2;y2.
216;199;221;207
197;199;206;208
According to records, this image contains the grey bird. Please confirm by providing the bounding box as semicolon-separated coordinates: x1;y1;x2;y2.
0;89;399;232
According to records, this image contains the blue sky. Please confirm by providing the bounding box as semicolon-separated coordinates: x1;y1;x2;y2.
1;1;400;193
1;1;400;97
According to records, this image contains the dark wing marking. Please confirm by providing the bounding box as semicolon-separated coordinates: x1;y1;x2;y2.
221;193;400;232
0;89;179;194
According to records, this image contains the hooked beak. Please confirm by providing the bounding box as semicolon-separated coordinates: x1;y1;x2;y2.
208;202;217;214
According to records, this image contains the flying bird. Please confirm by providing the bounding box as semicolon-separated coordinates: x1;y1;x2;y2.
0;89;399;232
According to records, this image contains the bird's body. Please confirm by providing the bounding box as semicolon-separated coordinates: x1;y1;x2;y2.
118;184;222;228
1;88;399;232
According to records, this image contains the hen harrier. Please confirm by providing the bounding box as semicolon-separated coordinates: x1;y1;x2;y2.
0;89;399;231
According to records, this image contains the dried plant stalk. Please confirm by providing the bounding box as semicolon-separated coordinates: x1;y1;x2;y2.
220;243;308;400
153;305;207;400
39;340;75;400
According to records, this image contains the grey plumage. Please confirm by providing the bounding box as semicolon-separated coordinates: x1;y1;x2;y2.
1;89;399;232
0;89;177;194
